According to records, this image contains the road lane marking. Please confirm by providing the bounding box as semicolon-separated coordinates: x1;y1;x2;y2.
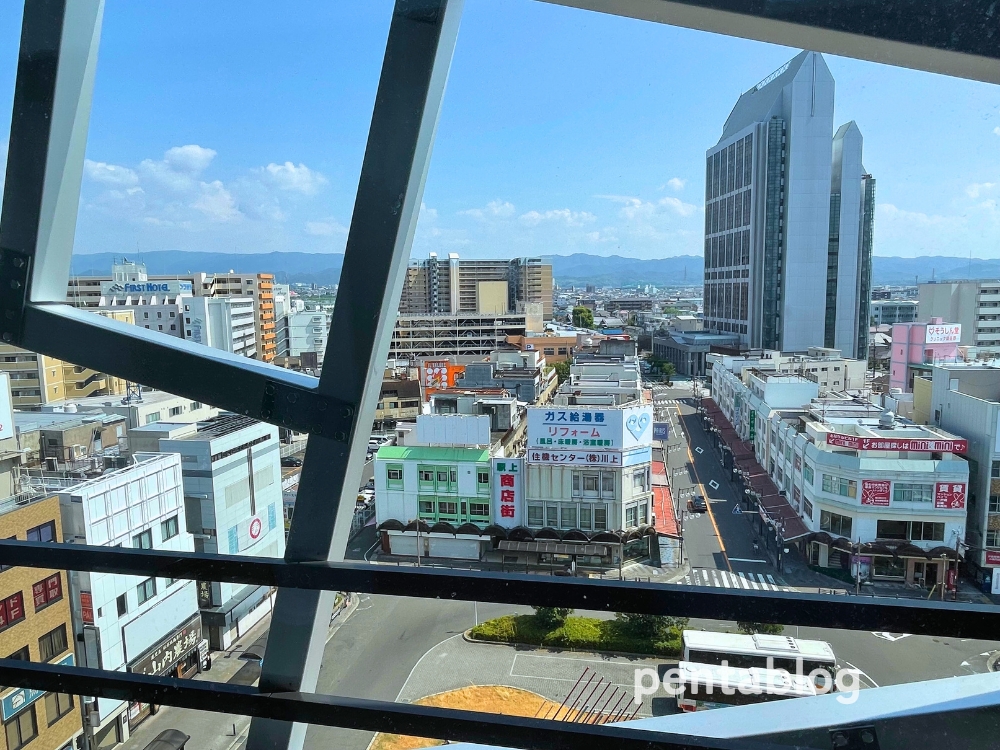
843;660;880;688
727;557;766;563
766;575;776;585
675;406;730;572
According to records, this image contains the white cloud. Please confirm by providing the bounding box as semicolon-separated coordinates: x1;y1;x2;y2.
305;218;348;236
600;194;697;219
966;182;996;199
665;177;686;192
518;209;596;227
191;180;240;222
84;160;139;187
163;144;217;175
459;200;516;220
262;161;328;194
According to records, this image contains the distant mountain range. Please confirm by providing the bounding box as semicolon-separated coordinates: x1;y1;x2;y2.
69;250;1000;289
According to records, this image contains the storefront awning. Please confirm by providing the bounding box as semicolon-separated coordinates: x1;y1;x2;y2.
498;540;609;556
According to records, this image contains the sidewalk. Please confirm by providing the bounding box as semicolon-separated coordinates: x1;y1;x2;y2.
119;594;359;750
120;612;272;750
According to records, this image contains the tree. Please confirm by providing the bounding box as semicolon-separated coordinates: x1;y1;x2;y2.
736;622;785;636
614;612;689;639
572;306;594;329
553;360;571;384
533;606;573;627
660;361;676;385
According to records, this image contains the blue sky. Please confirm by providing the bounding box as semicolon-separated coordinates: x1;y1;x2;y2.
1;0;999;260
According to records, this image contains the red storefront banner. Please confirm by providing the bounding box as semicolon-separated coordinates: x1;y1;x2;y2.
985;550;1000;566
861;479;891;506
80;591;94;624
826;433;967;453
934;482;966;510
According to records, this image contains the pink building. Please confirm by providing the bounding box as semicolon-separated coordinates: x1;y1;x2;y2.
889;317;961;392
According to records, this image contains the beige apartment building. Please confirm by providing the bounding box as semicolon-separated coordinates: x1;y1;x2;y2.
0;494;83;750
399;253;553;319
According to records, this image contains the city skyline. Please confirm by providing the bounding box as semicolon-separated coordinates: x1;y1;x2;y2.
1;1;998;261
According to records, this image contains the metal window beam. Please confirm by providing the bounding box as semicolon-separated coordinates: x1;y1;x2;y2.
250;2;466;750
540;0;1000;85
0;659;783;750
3;540;998;640
20;303;354;438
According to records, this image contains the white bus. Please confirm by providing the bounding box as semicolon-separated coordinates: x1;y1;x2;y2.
674;661;818;712
681;630;838;689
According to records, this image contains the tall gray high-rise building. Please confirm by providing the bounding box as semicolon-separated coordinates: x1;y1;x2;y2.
702;51;875;358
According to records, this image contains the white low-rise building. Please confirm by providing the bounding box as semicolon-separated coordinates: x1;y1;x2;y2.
51;452;203;747
712;361;969;587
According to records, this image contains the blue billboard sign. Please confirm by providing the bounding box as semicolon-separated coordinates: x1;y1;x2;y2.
652;422;670;441
1;653;74;721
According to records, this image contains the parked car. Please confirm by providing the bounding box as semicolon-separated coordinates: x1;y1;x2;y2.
689;495;708;513
281;456;303;467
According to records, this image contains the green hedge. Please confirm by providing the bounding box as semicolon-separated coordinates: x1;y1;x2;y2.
469;615;682;657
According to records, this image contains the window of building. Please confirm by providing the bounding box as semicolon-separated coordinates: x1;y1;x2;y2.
821;474;857;498
133;530;153;549
437;501;458;517
136;578;157;606
169;405;183;416
418;500;434;516
31;574;62;610
803;464;814;485
625;505;638;528
145;412;161;425
572;473;581;495
910;522;945;541
190;402;202;410
593;506;608;530
26;521;56;543
579;505;592;530
527;505;543;527
893;483;934;503
0;592;25;630
546;505;558;527
876;519;908;540
583;474;599;493
44;692;74;725
4;705;37;750
477;470;490;486
116;593;127;617
802;499;814;520
873;556;906;579
819;511;852;537
987;529;1000;547
561;506;577;528
991;496;1000;513
418;468;434;484
469;502;489;517
161;516;179;541
38;625;68;662
387;466;403;487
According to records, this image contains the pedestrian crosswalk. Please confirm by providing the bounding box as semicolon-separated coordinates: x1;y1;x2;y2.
654;398;680;405
679;567;793;592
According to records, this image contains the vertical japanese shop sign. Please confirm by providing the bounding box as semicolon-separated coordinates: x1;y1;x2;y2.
492;458;523;528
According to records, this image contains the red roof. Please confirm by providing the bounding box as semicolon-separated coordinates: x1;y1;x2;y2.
652;485;679;537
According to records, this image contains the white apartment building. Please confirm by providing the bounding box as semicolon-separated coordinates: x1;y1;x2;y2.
919;280;1000;356
183;295;257;358
707;347;867;393
928;362;1000;592
287;308;329;365
703;51;874;358
524;402;654;538
156;415;284;649
52;452;203;748
712;362;968;586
